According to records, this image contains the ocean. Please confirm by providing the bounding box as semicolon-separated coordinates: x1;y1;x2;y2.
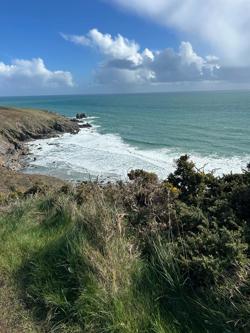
0;91;249;181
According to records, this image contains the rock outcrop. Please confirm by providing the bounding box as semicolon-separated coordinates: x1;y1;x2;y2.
0;106;80;170
79;123;92;128
76;112;86;119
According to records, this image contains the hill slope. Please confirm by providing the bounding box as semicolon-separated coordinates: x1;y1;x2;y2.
0;106;79;169
0;156;249;332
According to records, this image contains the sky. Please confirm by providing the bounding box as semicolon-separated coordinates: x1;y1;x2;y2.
1;0;250;96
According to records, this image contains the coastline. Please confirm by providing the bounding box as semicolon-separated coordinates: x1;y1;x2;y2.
1;93;250;181
0;106;82;170
0;107;249;333
0;106;86;193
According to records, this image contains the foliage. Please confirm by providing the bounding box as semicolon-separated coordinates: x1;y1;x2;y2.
0;156;249;332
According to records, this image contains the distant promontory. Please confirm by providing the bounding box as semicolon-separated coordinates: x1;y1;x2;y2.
0;106;81;193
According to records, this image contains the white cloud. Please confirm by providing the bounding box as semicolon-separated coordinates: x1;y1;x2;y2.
0;58;74;96
109;0;250;65
60;33;91;46
179;42;204;70
62;29;219;85
63;28;143;66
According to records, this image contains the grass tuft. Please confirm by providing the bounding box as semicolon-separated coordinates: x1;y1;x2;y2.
0;156;249;332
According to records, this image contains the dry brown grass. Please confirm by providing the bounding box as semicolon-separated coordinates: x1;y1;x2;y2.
0;106;78;141
0;167;65;195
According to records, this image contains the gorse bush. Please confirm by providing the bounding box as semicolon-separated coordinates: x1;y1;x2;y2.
0;156;249;332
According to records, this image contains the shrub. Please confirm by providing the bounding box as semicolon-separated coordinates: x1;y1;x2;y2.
0;156;249;332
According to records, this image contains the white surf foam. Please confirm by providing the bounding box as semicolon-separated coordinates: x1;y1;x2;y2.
25;127;250;181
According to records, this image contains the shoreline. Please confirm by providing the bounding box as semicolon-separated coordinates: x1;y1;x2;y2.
0;106;81;170
23;127;250;182
1;105;249;187
0;106;92;193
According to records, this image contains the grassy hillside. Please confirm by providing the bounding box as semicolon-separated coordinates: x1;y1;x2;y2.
0;156;249;333
0;106;79;140
0;167;65;198
0;106;79;169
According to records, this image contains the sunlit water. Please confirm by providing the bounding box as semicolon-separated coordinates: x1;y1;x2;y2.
0;91;249;181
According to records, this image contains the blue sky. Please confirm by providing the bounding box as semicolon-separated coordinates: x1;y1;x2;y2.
1;0;250;96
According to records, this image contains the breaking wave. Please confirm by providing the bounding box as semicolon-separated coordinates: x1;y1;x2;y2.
24;126;250;182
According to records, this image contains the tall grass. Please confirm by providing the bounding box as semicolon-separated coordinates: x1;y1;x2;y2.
0;179;249;332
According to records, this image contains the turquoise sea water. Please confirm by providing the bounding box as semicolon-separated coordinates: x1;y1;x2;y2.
0;91;249;180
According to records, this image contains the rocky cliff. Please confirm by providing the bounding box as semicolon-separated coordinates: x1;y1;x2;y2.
0;106;79;170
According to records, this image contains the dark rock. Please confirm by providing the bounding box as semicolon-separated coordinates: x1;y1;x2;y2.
53;122;64;132
14;142;22;150
79;123;92;128
76;113;87;119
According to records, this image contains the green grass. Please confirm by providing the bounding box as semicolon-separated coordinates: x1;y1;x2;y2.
0;157;249;332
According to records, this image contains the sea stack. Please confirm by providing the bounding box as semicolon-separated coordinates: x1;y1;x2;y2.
76;112;87;119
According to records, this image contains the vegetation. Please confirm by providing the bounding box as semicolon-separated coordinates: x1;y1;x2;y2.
0;106;79;141
0;167;65;196
0;106;79;169
0;156;249;332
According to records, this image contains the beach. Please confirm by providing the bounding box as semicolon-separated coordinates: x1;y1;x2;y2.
1;91;249;181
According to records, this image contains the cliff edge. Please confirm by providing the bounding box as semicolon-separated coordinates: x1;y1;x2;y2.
0;106;79;169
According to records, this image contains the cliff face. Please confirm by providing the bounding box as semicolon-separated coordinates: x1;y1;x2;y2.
0;106;79;169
